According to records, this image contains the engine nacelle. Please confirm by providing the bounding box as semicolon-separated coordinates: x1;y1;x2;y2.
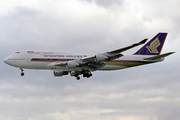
70;71;79;77
66;61;79;68
94;54;108;62
53;71;69;76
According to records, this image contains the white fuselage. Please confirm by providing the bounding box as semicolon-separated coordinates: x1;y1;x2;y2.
3;50;161;71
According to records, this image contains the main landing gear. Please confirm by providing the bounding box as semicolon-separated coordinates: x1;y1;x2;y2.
83;73;92;78
75;71;93;80
20;68;24;76
74;74;80;80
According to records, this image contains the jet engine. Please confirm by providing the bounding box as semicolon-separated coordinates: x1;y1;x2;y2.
66;61;79;68
70;71;79;77
94;54;108;62
53;71;69;76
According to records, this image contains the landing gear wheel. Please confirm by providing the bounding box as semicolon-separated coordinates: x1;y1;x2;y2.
21;72;24;76
87;73;92;78
83;74;86;77
76;76;80;80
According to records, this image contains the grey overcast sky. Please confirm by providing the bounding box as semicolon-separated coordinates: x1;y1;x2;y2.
0;0;180;120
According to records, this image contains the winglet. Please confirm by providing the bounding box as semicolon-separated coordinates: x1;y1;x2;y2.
132;39;148;46
139;39;148;44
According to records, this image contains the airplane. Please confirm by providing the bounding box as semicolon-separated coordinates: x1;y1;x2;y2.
3;33;174;80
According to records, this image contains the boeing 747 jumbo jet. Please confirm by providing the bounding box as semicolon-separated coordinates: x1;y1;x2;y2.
4;33;174;80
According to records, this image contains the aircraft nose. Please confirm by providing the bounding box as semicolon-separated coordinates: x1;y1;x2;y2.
3;55;21;67
3;57;8;64
3;56;13;65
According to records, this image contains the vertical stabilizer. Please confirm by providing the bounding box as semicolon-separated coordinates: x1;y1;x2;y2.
134;33;168;55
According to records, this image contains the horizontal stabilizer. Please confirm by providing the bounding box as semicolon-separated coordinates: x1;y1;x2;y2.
144;52;175;60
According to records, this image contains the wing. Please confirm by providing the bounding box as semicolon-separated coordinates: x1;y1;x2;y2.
80;38;148;62
108;39;148;54
54;39;148;71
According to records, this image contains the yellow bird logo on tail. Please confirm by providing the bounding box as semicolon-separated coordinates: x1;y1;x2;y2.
146;37;161;53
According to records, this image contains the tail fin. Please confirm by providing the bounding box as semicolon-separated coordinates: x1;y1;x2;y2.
134;33;168;55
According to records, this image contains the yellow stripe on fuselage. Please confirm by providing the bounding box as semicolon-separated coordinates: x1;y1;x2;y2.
104;60;152;67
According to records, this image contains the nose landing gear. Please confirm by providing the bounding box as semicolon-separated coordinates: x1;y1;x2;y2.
20;68;24;76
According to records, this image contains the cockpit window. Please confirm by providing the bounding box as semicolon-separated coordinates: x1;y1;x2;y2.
15;52;20;53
